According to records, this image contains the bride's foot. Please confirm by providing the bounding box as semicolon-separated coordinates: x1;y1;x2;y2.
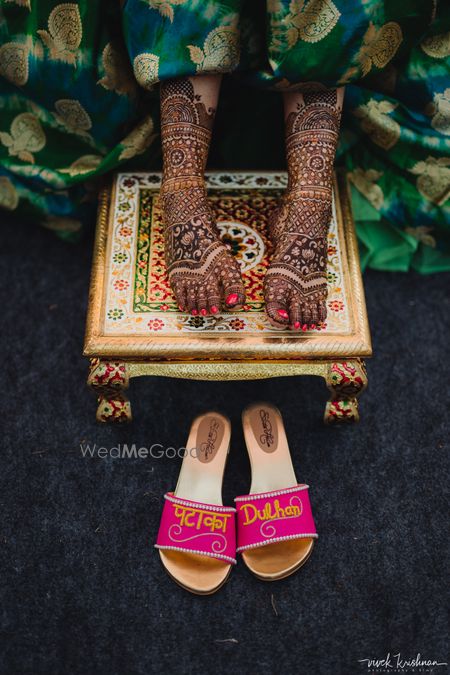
161;182;245;314
264;88;343;331
264;191;331;330
160;76;245;315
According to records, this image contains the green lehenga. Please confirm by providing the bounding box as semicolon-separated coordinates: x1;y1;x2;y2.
0;0;449;272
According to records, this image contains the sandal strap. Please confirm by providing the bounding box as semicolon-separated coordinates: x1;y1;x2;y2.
155;493;237;564
235;484;318;553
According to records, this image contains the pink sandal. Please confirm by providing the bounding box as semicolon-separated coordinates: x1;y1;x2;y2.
237;402;318;580
155;412;236;594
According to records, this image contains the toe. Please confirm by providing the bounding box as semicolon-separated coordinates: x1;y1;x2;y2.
302;306;312;328
264;277;290;329
318;301;327;323
186;286;198;315
197;286;209;316
266;304;290;328
310;305;320;327
207;279;221;315
288;298;303;331
172;279;187;312
219;258;245;309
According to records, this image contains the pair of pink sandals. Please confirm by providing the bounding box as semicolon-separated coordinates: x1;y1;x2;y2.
155;403;317;594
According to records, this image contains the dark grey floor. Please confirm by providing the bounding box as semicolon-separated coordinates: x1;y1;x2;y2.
1;216;449;675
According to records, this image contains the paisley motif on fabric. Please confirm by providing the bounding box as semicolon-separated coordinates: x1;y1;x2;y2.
118;115;156;160
0;176;19;210
339;22;402;83
270;0;340;51
421;31;450;59
348;168;384;210
0;41;29;86
54;99;92;137
188;23;240;72
133;53;159;88
353;99;400;150
426;89;450;136
59;154;103;176
0;112;46;163
97;43;137;97
409;157;450;206
143;0;188;22
37;3;82;65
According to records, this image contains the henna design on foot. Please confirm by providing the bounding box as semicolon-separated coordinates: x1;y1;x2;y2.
160;78;245;314
264;89;342;330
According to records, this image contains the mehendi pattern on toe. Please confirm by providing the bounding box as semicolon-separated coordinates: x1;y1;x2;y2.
264;90;342;328
160;78;245;311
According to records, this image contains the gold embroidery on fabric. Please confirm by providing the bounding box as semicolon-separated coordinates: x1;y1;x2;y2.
118;115;156;160
173;505;231;533
425;88;450;136
409;157;450;206
270;0;340;51
37;3;82;65
188;22;240;72
0;112;46;163
54;99;91;135
348;168;384;210
143;0;188;23
0;41;29;86
353;99;400;150
239;500;302;526
0;176;19;210
97;42;137;97
339;22;402;83
420;31;450;59
4;0;31;8
404;226;437;248
59;154;103;176
133;53;159;89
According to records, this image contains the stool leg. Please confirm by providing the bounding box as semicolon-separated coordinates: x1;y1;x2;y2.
324;359;368;424
87;359;132;423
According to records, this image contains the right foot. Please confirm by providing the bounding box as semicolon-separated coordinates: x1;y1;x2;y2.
160;77;245;315
161;182;245;315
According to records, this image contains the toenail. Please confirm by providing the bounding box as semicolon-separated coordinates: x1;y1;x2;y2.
302;324;308;331
200;308;207;316
311;323;316;329
210;306;218;314
278;309;289;319
226;293;238;306
294;321;300;329
191;309;198;316
178;305;184;312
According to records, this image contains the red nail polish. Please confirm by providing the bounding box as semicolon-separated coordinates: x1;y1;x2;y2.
226;293;238;305
178;306;184;312
278;309;289;319
302;324;308;331
191;309;198;316
210;306;218;314
200;308;207;316
311;323;316;329
294;321;300;329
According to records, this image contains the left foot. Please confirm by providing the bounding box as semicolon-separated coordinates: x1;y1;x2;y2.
264;190;331;330
264;89;342;330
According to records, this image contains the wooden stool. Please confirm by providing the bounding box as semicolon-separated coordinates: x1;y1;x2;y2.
84;171;372;423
